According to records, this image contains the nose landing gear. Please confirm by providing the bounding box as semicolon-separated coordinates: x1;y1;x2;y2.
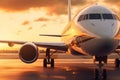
115;58;120;68
94;56;107;80
114;50;120;68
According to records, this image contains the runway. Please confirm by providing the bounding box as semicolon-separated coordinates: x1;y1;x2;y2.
0;59;120;80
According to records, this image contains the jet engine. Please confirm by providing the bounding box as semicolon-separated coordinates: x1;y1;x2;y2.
19;42;38;63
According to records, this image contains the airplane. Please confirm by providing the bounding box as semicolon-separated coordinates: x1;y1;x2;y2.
0;0;120;80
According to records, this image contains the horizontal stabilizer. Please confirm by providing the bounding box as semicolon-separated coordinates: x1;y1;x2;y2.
39;34;68;37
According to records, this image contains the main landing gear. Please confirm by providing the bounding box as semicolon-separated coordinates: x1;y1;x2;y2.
43;48;54;68
94;56;107;80
114;50;120;68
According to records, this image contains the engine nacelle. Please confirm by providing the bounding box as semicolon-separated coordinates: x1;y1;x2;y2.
19;42;38;63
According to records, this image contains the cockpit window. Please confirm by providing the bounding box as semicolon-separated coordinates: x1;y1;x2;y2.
89;14;101;19
78;14;88;21
78;13;119;21
78;15;84;21
85;14;89;19
103;14;114;19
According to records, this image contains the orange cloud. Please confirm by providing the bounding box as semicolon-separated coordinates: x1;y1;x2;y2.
28;26;32;30
105;0;120;3
34;17;50;22
16;30;22;35
0;0;86;15
22;21;30;25
103;0;120;16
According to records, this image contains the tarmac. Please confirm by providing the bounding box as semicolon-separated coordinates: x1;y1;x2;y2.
0;59;119;80
0;53;119;80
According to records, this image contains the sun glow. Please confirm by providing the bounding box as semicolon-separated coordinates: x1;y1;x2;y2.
0;0;119;49
0;6;69;49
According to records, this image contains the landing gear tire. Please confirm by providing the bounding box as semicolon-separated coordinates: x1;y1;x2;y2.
43;48;55;68
103;69;107;80
51;58;54;68
43;58;54;68
43;58;47;68
94;69;107;80
115;58;119;68
94;56;107;80
95;69;99;80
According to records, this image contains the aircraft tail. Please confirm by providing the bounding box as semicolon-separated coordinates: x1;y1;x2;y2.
68;0;72;22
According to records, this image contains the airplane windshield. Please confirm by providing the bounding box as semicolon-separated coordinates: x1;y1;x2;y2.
89;14;101;19
103;14;114;19
78;13;119;21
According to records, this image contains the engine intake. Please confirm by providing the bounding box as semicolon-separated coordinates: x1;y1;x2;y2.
19;42;38;63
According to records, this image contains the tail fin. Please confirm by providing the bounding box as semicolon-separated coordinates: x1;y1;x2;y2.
68;0;72;22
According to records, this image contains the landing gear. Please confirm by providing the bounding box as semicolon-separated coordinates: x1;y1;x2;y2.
114;50;120;68
95;69;107;80
43;48;54;68
94;56;107;80
115;58;120;68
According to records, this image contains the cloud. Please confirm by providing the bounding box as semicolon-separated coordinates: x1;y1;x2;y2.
104;0;120;5
22;21;30;25
3;0;120;15
28;26;32;30
104;0;120;3
0;0;86;15
41;24;47;28
104;0;120;15
34;17;50;22
105;0;120;6
16;30;22;35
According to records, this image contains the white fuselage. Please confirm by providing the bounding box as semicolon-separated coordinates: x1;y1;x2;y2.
62;4;120;56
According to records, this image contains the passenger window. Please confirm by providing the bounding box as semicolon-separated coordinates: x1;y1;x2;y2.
89;14;101;19
103;14;113;19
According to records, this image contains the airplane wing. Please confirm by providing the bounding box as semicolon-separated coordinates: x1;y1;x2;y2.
0;40;68;51
34;42;68;51
39;34;68;37
0;34;95;51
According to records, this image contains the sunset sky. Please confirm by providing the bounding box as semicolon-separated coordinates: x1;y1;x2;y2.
0;0;120;49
